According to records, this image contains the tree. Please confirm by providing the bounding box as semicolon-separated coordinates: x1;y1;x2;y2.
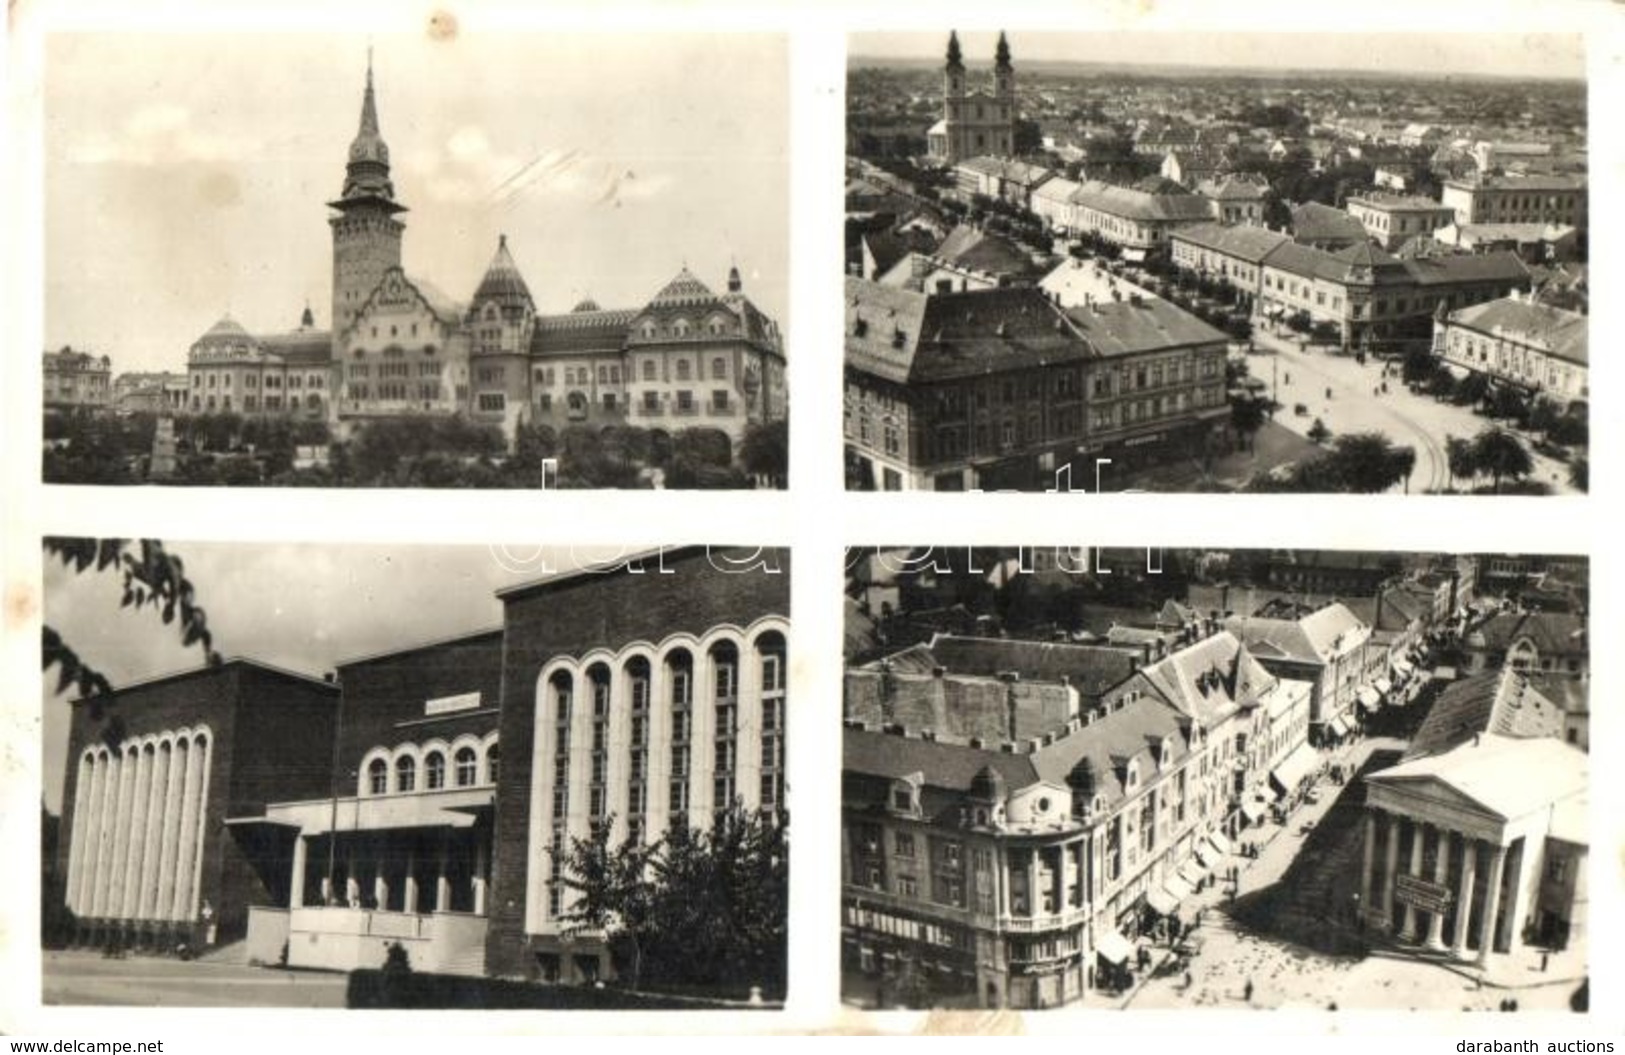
1445;435;1477;492
1486;384;1530;425
1453;371;1490;409
739;420;789;487
555;805;787;995
1569;453;1588;492
1324;433;1415;493
42;539;221;703
1307;417;1331;445
1230;398;1267;453
1471;427;1532;494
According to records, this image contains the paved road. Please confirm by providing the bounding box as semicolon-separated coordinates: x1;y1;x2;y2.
1249;329;1575;495
42;950;349;1008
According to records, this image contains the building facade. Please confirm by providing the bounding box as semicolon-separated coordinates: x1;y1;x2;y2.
181;59;785;456
843;279;1228;491
44;347;112;411
1345;194;1457;251
927;32;1015;166
1440;175;1587;235
1434;294;1587;405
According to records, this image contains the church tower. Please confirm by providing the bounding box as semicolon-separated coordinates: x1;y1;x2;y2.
328;53;407;350
943;31;966;163
994;31;1015;158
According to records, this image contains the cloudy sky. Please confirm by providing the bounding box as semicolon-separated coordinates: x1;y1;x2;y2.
44;33;789;374
40;542;656;810
849;31;1585;81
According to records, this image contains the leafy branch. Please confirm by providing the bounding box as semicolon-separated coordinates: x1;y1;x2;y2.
42;538;221;700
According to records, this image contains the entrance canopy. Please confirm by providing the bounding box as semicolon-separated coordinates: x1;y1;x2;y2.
1375;677;1393;696
1177;858;1207;888
1358;686;1382;712
1205;830;1233;858
1147;885;1182;917
1095;928;1133;965
1241;799;1268;824
1270;742;1318;793
1329;715;1351;737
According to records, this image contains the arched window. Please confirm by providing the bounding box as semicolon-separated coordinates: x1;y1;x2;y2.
756;631;787;811
425;751;446;790
368;758;388;795
710;641;740;816
665;650;694;816
485;743;500;785
587;664;612;822
549;671;573;825
395;755;416;793
455;746;478;787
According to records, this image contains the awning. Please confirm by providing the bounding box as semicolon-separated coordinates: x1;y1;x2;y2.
1147;885;1182;917
1375;677;1393;695
1163;872;1196;899
1392;658;1414;678
1206;830;1233;857
1358;686;1382;712
1095;929;1133;965
1270;742;1319;793
1241;799;1268;823
1178;858;1207;887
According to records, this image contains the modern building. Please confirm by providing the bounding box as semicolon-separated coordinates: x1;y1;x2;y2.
58;547;791;988
43;347;112;411
1345;194;1457;251
181;59;785;456
842;278;1228;491
927;32;1016;166
1358;668;1587;960
57;661;340;952
1434;294;1588;405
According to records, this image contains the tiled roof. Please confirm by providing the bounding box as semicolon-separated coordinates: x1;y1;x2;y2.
1069;180;1213;222
1406;668;1568;759
258;330;333;365
1448;174;1585;192
1140;631;1277;725
1447;296;1585;365
1029;694;1189;804
1062;297;1229;357
531;308;637;356
1404;252;1530;288
1195;176;1269;201
1173;222;1291;263
647;266;719;309
1290;201;1369;244
1466;610;1587;658
925;634;1140;698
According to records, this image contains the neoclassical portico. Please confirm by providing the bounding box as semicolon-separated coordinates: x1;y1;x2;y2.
1359;735;1586;964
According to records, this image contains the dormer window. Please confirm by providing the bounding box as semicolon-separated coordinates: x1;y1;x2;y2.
891;786;914;812
1125;760;1140;791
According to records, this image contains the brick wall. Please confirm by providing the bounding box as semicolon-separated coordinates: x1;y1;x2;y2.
484;546;791;977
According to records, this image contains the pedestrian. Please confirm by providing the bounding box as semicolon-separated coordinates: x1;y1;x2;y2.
1541;952;1550;973
1184;971;1193;990
1244;978;1254;1003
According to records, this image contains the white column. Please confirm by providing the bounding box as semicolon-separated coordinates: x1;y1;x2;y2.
1357;810;1376;920
137;744;170;920
473;838;488;916
435;834;450;912
289;836;308;909
1379;810;1401;929
605;663;629;846
121;746;153;919
169;736;204;921
1495;839;1522;953
374;873;390;911
1426;827;1450;949
90;750;120;917
736;640;765;812
1451;838;1477;957
1476;843;1507;963
404;848;419;915
65;754;93;914
186;736;214;920
155;741;184;920
1399;820;1424;941
106;746;138;920
691;646;719;823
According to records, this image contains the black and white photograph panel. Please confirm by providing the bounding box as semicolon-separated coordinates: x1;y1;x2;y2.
841;547;1588;1010
43;34;789;489
843;32;1588;494
42;541;790;1007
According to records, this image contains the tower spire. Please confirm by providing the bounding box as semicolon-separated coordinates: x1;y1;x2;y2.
946;30;963;68
996;30;1011;68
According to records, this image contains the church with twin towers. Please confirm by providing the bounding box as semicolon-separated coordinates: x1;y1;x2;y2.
182;56;787;455
927;30;1017;165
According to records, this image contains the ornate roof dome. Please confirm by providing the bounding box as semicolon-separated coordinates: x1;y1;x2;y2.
337;55;398;204
196;314;254;346
969;764;1007;802
571;297;602;313
471;235;534;310
647;266;719;309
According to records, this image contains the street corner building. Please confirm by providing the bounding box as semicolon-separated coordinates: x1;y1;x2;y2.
842;277;1230;491
53;548;791;987
1355;667;1587;962
180;58;786;458
840;625;1322;1009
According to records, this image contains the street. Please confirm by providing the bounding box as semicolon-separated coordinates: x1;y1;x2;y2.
42;950;349;1008
1248;329;1576;494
